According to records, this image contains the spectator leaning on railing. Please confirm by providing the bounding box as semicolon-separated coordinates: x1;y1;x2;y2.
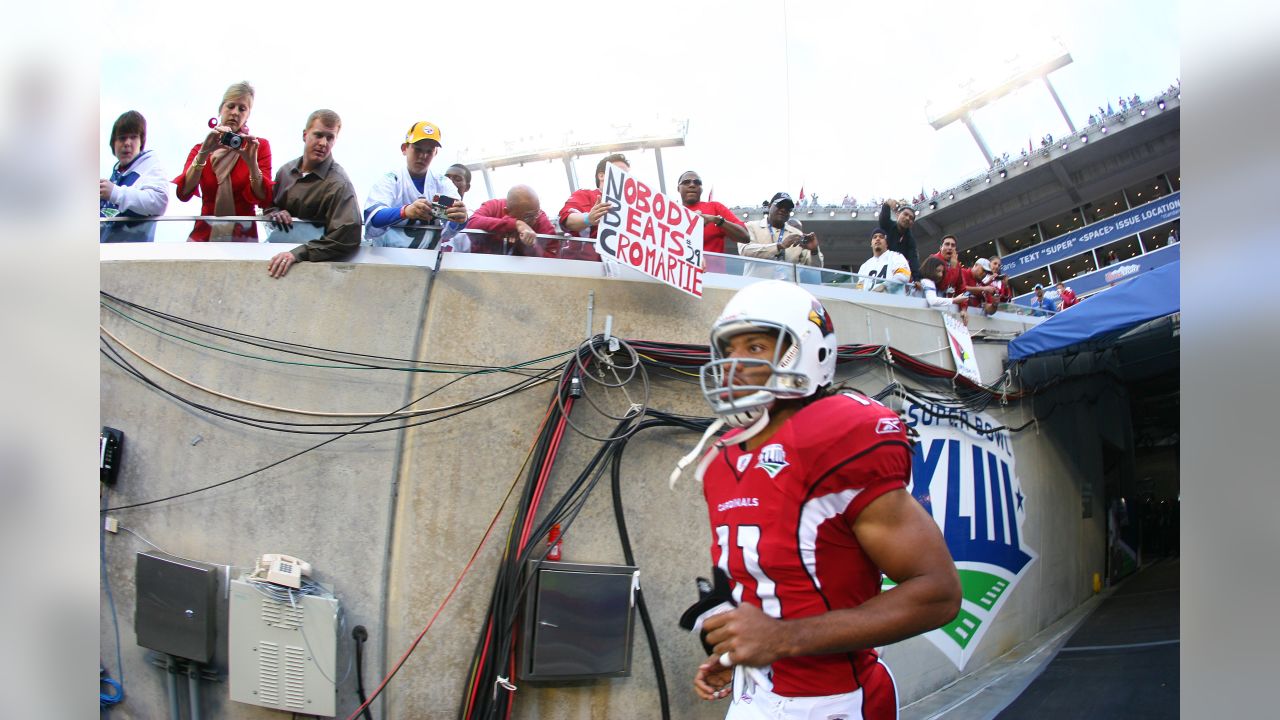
960;258;1000;315
362;121;467;249
264;109;362;279
464;184;558;257
100;110;168;243
558;153;632;263
918;256;971;322
174;81;273;242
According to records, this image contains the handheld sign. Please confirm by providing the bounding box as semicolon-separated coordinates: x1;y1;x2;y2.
598;164;705;297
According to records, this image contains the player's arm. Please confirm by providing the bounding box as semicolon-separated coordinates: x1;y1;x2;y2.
703;487;960;666
803;488;961;651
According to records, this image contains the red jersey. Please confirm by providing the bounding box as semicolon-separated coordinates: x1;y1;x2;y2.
959;267;985;307
930;252;964;297
680;199;742;255
699;392;910;701
555;188;604;262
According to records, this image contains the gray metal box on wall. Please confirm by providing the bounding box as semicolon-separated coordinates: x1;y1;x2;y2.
228;577;339;716
134;551;218;663
519;561;639;682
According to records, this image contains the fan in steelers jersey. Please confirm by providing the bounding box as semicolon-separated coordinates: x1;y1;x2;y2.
671;280;960;720
855;228;913;293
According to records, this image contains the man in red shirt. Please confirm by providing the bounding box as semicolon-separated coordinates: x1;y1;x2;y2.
1055;281;1079;309
929;235;965;297
557;153;632;262
677;170;748;273
960;258;1001;315
462;184;558;257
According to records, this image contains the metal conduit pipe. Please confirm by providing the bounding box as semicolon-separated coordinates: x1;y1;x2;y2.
165;655;181;720
188;662;202;720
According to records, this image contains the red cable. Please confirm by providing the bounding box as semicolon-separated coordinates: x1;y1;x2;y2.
504;654;517;720
342;506;499;720
517;397;572;552
359;339;1024;720
465;388;571;718
347;401;559;720
462;622;494;718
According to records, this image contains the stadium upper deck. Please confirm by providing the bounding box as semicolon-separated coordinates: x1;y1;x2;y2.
727;92;1180;301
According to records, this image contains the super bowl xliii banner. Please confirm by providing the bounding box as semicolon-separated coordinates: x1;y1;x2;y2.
884;395;1037;671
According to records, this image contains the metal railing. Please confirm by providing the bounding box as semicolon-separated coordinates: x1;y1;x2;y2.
99;216;1041;317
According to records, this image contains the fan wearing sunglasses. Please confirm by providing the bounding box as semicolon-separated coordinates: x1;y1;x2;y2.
678;170;747;273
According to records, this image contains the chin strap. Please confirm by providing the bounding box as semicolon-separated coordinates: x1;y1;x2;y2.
669;411;771;490
669;418;724;489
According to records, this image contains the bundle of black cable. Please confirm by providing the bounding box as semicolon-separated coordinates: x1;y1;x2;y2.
458;336;711;720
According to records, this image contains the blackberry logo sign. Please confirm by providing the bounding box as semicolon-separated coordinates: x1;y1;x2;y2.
883;398;1037;671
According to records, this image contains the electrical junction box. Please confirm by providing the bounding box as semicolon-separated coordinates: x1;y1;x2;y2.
135;551;218;663
518;560;639;682
228;577;339;716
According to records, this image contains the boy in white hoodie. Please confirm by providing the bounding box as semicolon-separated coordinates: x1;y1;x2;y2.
100;110;169;242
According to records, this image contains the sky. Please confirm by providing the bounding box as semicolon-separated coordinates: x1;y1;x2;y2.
100;0;1179;241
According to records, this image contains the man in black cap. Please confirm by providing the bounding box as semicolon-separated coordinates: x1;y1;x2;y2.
878;198;920;279
738;192;823;279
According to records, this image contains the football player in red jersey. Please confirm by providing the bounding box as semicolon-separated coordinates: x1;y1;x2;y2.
678;280;961;719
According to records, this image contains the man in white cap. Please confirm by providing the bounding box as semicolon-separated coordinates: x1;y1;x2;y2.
982;255;1013;308
363;121;468;248
960;257;1001;315
1030;283;1058;316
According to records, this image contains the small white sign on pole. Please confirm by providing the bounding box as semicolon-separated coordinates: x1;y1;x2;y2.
597;164;705;297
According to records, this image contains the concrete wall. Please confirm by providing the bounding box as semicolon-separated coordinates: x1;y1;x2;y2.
99;244;1112;718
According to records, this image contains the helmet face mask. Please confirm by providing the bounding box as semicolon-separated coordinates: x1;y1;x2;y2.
700;281;838;427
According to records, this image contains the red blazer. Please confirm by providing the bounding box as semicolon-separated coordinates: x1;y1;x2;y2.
173;138;274;241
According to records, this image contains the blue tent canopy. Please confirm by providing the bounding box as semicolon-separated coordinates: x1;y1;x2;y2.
1008;261;1180;361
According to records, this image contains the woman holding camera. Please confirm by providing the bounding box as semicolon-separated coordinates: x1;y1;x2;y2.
173;81;273;241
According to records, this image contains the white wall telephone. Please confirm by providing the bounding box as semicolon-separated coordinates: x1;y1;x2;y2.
253;553;313;589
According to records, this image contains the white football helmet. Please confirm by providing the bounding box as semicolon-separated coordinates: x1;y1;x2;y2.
700;280;839;428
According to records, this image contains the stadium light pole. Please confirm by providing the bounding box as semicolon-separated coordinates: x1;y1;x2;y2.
462;120;689;197
926;47;1074;169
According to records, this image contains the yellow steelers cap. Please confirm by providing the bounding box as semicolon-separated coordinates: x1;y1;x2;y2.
404;121;442;146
